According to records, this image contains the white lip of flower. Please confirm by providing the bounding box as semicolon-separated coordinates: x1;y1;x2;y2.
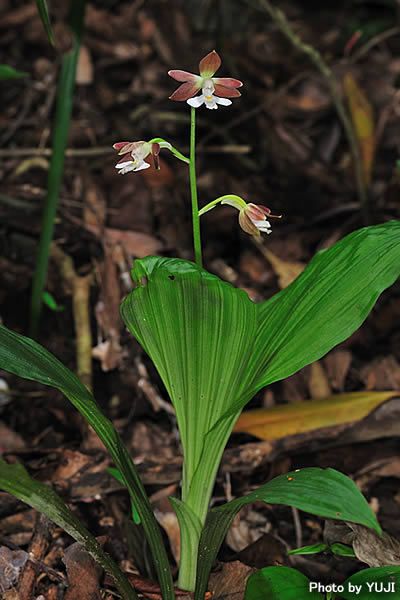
253;220;272;234
115;153;151;174
187;78;232;110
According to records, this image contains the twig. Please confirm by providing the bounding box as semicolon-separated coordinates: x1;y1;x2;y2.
257;0;368;222
0;145;251;158
50;244;93;392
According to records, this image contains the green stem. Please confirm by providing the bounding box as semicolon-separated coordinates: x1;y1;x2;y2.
149;137;189;164
198;194;246;216
189;107;202;267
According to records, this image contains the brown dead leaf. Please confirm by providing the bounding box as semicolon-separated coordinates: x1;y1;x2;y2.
348;524;400;567
76;45;94;85
0;546;28;592
308;361;331;399
104;228;162;258
63;541;103;600
153;495;180;564
324;349;352;391
0;421;25;453
51;449;92;481
344;73;375;186
360;355;400;391
226;505;269;552
83;177;107;232
92;246;122;371
233;391;399;440
208;561;255;600
254;243;305;289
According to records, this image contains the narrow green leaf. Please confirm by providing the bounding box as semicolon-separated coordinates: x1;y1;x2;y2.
30;0;86;337
0;65;29;80
0;324;174;600
342;566;400;599
0;458;137;600
108;468;140;524
194;468;380;600
330;542;356;557
287;542;328;556
34;0;54;45
244;566;324;600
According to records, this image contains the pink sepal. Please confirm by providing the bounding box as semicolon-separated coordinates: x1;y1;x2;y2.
213;84;242;98
199;50;221;78
168;70;201;83
170;80;202;101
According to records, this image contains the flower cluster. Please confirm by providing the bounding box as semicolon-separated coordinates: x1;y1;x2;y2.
168;50;242;110
113;52;281;238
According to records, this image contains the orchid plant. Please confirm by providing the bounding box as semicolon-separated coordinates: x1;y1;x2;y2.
0;50;399;600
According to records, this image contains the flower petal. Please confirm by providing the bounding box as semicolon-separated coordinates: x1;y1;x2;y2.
199;50;221;78
113;141;132;152
115;158;133;169
253;220;272;234
170;80;202;101
168;70;202;83
215;97;232;106
239;210;260;236
213;83;242;98
187;95;205;108
212;77;243;89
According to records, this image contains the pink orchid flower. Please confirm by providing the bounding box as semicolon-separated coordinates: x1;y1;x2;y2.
113;140;171;174
221;197;281;237
168;50;243;110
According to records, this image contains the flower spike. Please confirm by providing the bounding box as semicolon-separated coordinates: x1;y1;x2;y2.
168;50;243;110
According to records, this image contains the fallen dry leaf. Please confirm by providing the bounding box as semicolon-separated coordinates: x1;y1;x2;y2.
63;541;103;600
344;73;375;186
233;391;399;440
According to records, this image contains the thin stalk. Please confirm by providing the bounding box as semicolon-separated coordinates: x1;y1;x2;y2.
189;107;202;267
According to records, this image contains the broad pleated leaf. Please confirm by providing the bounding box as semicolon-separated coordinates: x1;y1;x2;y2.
121;256;258;518
0;324;174;600
222;221;400;420
194;468;381;600
244;566;323;600
0;458;137;600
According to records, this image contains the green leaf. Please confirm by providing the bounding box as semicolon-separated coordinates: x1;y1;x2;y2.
194;468;380;600
244;566;324;600
34;0;54;45
108;468;140;524
330;542;356;557
0;457;137;600
30;0;86;337
342;566;400;599
287;542;328;556
0;324;174;600
121;257;258;520
42;291;65;312
226;220;400;418
0;65;29;80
